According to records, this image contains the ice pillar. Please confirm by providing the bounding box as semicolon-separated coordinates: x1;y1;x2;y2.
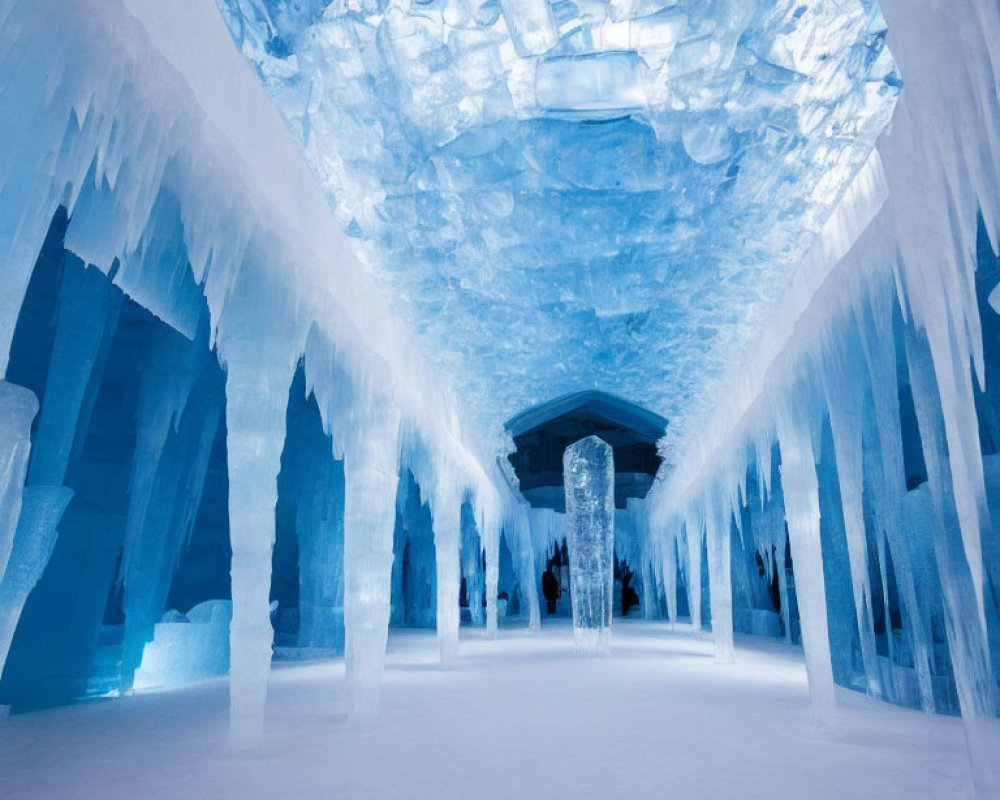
664;532;678;628
342;403;400;718
563;436;614;655
684;513;703;630
704;498;734;663
483;508;500;638
432;483;461;665
905;327;1000;796
0;486;73;672
225;359;290;747
0;382;38;580
777;415;837;727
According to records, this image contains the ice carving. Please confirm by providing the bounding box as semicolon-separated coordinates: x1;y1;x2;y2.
563;436;615;655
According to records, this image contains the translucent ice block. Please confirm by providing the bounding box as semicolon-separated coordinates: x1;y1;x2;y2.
563;435;615;655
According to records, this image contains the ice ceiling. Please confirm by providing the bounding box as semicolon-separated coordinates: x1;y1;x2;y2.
217;0;899;452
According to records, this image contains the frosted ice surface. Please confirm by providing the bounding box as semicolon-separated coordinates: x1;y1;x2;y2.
563;436;614;655
216;0;899;452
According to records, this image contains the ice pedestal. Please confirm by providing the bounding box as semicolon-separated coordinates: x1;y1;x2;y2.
563;436;614;655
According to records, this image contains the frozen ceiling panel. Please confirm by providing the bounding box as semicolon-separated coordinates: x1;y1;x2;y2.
215;0;899;452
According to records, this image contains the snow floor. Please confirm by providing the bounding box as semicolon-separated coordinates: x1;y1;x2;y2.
0;619;974;799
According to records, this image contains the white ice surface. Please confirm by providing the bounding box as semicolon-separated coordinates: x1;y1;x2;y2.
0;620;974;800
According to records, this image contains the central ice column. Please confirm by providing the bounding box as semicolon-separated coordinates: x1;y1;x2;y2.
563;436;615;655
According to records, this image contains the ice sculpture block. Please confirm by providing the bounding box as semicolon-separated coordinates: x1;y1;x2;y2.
563;436;615;655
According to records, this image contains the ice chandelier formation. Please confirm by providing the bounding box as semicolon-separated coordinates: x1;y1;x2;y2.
563;436;615;655
1;0;1000;797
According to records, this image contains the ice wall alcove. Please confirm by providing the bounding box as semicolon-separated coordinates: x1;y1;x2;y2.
506;390;666;512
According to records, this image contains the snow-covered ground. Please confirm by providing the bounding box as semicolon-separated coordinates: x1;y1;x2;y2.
0;620;973;799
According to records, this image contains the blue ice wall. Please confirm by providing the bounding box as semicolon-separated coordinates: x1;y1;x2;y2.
272;362;346;653
390;469;437;628
0;209;230;708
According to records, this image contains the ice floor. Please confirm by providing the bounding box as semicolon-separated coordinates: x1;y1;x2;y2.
0;619;972;800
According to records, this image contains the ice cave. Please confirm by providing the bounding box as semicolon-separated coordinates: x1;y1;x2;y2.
1;0;999;797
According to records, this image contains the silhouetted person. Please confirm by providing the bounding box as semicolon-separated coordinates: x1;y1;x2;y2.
542;568;559;614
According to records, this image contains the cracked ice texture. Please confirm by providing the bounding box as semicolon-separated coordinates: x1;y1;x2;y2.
564;435;614;655
216;0;899;453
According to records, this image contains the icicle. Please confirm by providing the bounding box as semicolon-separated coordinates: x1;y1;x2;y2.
820;325;881;698
856;291;936;710
904;325;1000;795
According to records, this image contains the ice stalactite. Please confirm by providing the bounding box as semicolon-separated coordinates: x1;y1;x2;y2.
564;436;615;656
857;292;935;711
776;401;836;726
703;492;734;663
28;263;122;488
904;326;1000;795
821;324;881;696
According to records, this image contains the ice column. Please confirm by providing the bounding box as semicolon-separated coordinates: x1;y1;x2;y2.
904;327;1000;796
821;335;881;696
684;512;703;630
663;532;678;628
483;507;500;638
776;412;836;726
704;496;734;663
0;486;73;672
563;436;614;655
0;382;37;579
342;402;400;718
225;358;291;746
432;482;462;665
